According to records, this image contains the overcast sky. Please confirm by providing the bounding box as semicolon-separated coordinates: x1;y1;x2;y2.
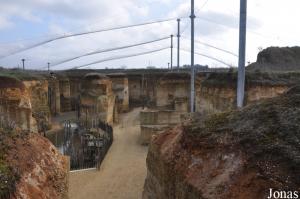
0;0;299;70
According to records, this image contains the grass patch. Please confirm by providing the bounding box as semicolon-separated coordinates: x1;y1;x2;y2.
204;112;230;132
0;129;21;198
0;69;45;81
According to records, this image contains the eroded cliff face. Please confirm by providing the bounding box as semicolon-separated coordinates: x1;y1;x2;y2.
0;76;37;132
23;80;51;132
59;78;72;113
196;84;288;114
48;77;61;115
143;87;300;199
156;73;190;109
80;73;116;125
195;73;293;114
1;130;69;199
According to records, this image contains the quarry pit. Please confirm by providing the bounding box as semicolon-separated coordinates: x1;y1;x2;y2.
0;47;300;199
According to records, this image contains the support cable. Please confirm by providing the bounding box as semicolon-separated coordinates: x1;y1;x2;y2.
51;36;170;67
0;18;178;59
181;48;235;67
181;36;238;57
68;47;169;70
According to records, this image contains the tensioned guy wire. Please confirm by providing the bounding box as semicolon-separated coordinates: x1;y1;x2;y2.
181;48;235;67
68;47;169;70
181;36;238;57
51;36;170;67
0;18;179;59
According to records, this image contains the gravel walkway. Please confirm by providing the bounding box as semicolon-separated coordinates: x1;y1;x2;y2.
69;108;148;199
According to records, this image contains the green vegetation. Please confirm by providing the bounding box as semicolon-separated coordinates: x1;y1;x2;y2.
185;86;300;185
0;160;18;198
0;69;45;81
201;71;300;88
0;129;21;198
247;46;300;72
204;112;230;132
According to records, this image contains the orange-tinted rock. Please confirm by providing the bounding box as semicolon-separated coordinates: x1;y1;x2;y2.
4;133;69;199
143;88;300;199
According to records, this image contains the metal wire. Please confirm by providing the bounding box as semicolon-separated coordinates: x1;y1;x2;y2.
181;36;238;57
51;36;170;67
0;18;178;59
68;47;169;70
181;48;235;67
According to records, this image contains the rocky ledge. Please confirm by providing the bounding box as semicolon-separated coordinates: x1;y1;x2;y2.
0;130;68;199
143;87;300;199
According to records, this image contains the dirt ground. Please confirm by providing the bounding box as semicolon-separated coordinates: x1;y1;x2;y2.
69;108;148;199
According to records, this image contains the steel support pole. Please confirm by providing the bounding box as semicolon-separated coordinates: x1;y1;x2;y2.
177;19;181;70
237;0;247;108
48;62;50;71
190;0;196;112
170;35;174;70
22;59;25;70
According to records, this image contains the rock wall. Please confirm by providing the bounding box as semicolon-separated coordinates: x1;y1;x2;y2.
23;80;51;132
196;73;291;114
156;73;190;109
128;76;142;106
128;74;160;107
196;85;288;114
139;73;190;145
48;77;61;115
140;110;183;145
59;78;72;113
143;87;300;199
68;77;81;111
109;74;129;113
80;73;116;126
0;76;37;132
2;131;69;199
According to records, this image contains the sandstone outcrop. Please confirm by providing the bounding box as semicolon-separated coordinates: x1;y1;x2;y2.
247;46;300;71
0;76;37;132
0;130;69;199
143;87;300;199
108;73;130;113
196;72;299;114
80;73;116;125
23;79;51;132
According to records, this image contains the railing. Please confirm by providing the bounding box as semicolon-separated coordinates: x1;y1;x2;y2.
95;120;113;170
62;119;113;171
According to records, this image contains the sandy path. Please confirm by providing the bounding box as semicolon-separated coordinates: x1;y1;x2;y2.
69;108;148;199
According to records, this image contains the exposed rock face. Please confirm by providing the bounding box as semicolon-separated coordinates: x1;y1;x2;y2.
247;46;300;71
59;77;72;113
23;80;51;132
80;73;116;125
197;84;288;114
140;73;190;145
108;73;130;113
48;76;61;115
128;73;161;107
1;131;69;199
195;72;296;114
156;72;190;110
128;75;143;106
143;87;300;199
140;110;182;145
0;76;37;132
